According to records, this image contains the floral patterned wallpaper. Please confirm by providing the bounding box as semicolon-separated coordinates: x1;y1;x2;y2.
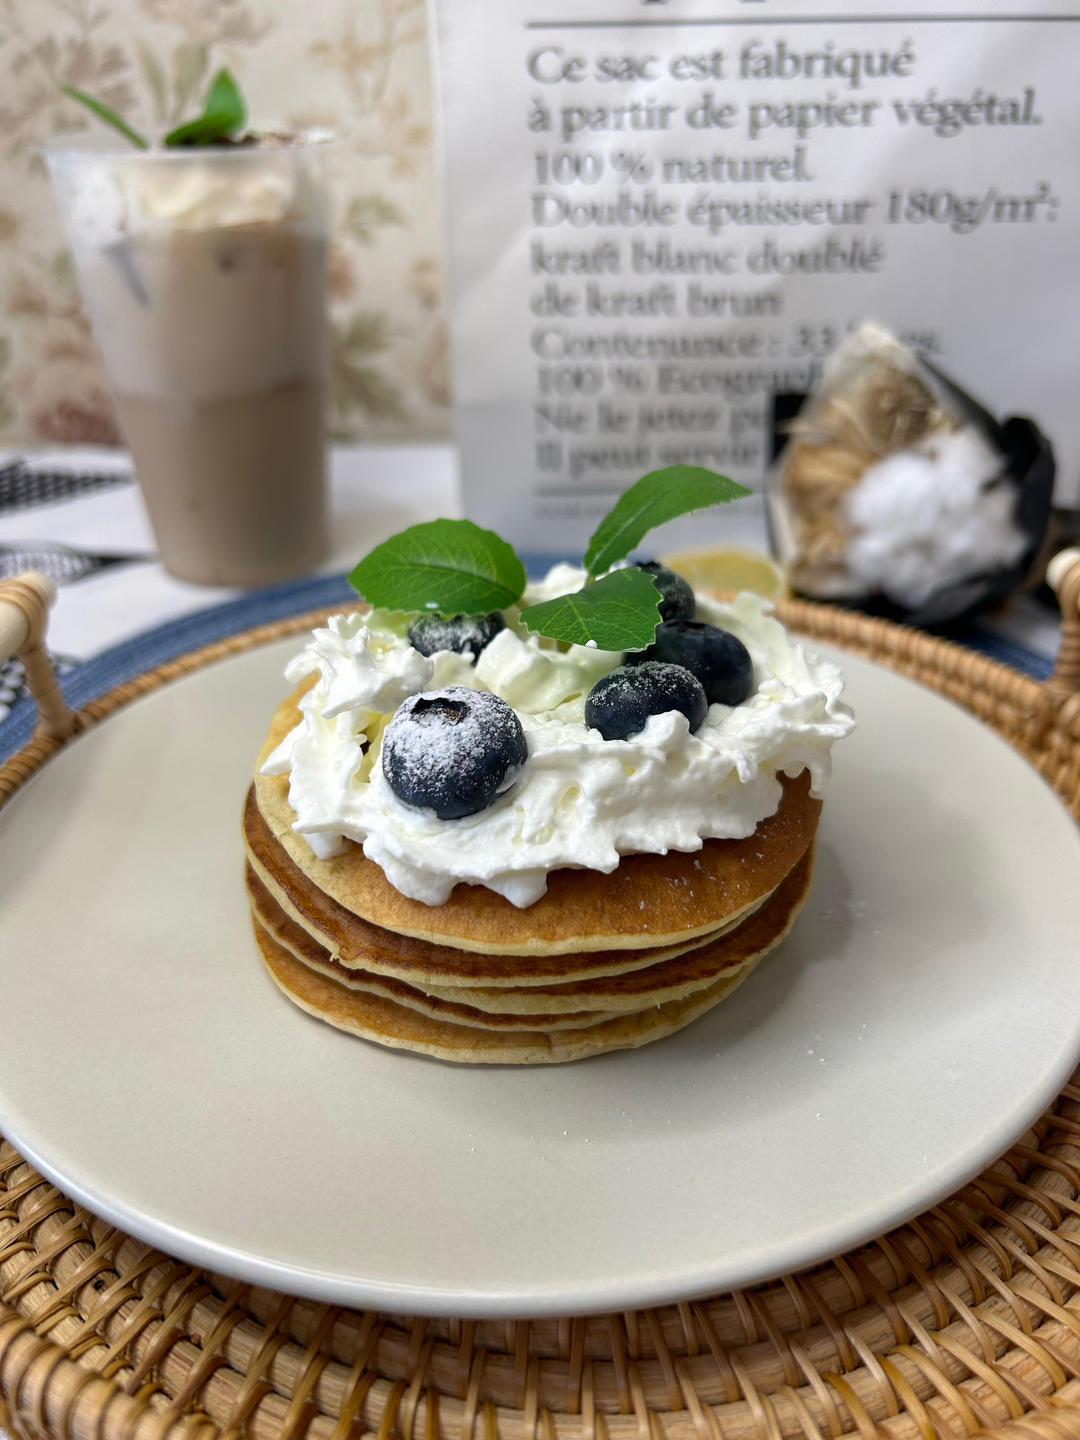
0;0;450;447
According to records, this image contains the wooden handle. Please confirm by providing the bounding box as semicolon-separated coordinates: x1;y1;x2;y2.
0;572;78;740
0;571;52;662
1046;548;1080;701
1047;546;1080;607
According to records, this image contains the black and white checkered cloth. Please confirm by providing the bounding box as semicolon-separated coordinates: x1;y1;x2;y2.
0;458;134;514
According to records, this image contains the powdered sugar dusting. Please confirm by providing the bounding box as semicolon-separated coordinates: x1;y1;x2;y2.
382;686;527;819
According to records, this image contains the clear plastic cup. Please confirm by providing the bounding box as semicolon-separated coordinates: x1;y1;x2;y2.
45;135;331;586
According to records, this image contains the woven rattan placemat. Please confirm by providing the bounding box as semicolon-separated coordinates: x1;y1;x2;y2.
2;584;1080;1440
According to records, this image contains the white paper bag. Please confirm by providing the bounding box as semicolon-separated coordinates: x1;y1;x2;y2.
430;0;1080;554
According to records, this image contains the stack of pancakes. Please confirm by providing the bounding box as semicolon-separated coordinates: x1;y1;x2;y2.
244;688;821;1063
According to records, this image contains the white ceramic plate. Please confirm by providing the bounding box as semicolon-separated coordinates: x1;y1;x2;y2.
1;637;1079;1318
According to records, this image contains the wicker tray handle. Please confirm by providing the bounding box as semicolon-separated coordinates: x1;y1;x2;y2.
1047;547;1080;701
0;571;77;741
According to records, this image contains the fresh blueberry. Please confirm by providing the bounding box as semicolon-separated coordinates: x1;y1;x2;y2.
636;561;696;622
407;611;505;662
627;620;753;707
585;662;707;741
382;687;528;819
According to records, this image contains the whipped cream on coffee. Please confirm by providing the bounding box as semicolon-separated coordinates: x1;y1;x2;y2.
135;164;295;228
59;144;325;250
262;571;854;907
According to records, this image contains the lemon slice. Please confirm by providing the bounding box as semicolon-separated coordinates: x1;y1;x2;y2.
658;546;788;600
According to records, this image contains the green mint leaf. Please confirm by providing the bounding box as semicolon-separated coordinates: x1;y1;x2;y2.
204;67;245;125
164;109;241;145
583;465;751;578
164;67;245;145
62;86;149;150
348;519;527;615
519;568;661;650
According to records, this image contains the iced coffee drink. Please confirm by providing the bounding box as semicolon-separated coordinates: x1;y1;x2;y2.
46;138;329;586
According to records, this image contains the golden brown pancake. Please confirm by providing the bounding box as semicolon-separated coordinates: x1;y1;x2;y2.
248;850;813;1024
248;867;609;1031
251;686;820;955
245;787;779;987
420;848;814;1013
253;918;782;1065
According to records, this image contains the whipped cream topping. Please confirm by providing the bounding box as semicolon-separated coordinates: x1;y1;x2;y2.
134;164;296;228
262;573;855;907
55;146;326;249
